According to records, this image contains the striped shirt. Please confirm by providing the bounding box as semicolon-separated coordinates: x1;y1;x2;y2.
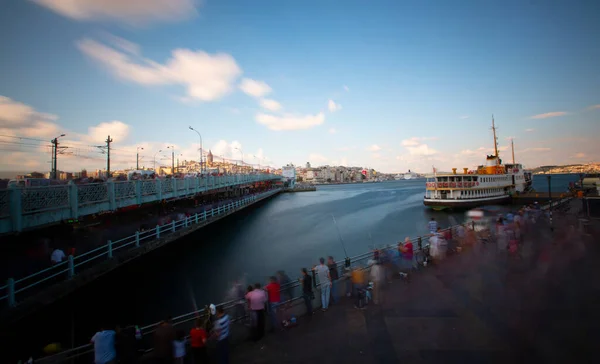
214;314;230;341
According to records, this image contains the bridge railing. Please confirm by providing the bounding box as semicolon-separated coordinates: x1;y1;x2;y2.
1;189;282;308
0;174;282;234
33;226;463;364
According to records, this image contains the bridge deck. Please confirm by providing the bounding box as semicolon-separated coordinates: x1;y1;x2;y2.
231;210;598;363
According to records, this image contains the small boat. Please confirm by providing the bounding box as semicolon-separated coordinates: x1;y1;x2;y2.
423;117;533;211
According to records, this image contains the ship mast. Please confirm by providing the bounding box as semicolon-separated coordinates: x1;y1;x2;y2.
491;115;499;160
511;138;515;164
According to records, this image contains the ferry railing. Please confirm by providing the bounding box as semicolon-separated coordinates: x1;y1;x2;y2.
1;189;282;308
33;227;462;364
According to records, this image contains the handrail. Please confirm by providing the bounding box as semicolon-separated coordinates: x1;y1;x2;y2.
33;225;460;364
1;189;281;308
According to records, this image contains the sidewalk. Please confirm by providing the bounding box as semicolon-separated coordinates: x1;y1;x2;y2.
229;217;599;363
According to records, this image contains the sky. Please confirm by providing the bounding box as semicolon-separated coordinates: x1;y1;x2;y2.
0;0;599;174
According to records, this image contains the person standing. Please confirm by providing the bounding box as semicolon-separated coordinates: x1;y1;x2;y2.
173;330;186;364
428;217;438;234
245;283;267;341
153;318;175;364
327;256;340;304
90;325;116;364
213;306;230;364
299;268;313;315
264;276;281;331
314;258;332;311
190;318;208;364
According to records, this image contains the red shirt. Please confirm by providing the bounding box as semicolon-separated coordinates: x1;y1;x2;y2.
403;242;414;260
265;282;281;303
189;327;207;348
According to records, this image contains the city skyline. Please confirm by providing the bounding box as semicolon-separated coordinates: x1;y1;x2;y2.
1;0;599;174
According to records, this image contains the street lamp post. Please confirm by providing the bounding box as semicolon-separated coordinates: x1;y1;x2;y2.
167;146;175;175
153;150;162;172
547;175;553;231
136;147;144;170
188;126;203;174
51;134;66;180
234;147;244;173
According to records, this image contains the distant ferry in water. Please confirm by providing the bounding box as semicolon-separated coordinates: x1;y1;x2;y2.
423;118;533;210
403;170;418;180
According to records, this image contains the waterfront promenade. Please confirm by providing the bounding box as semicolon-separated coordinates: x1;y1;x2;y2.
29;198;598;364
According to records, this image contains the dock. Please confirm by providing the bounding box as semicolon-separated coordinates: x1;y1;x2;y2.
511;191;573;206
283;186;317;192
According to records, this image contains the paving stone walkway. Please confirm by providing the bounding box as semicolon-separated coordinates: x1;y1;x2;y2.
228;214;599;364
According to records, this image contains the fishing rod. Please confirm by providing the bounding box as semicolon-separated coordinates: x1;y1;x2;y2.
331;214;351;268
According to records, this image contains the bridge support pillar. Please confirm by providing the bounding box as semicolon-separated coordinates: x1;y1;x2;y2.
8;186;22;233
135;180;142;205
107;181;116;211
68;181;78;219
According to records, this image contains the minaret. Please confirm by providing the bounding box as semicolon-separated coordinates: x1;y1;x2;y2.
492;115;499;159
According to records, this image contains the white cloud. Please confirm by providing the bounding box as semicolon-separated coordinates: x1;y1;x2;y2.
521;147;551;153
406;144;438;156
308;153;328;165
529;111;567;119
239;78;272;98
401;138;420;147
328;99;342;112
259;98;282;112
343;85;349;92
328;128;337;134
366;144;381;152
372;153;382;159
573;152;586;158
255;112;325;131
84;121;131;144
77;37;242;102
33;0;199;25
525;128;535;132
459;115;470;119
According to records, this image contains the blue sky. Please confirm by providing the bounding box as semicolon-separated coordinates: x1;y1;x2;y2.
0;0;598;173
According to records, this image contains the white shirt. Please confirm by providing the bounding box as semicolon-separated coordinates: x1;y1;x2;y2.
173;339;186;358
51;249;66;264
91;330;116;364
315;264;331;286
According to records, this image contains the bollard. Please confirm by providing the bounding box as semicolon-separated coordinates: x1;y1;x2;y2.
203;210;207;220
418;236;422;250
107;240;113;259
135;231;140;247
172;220;176;232
68;255;75;279
184;217;188;227
156;225;161;239
7;278;15;307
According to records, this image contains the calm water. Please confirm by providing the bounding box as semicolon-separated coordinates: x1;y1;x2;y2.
11;175;576;357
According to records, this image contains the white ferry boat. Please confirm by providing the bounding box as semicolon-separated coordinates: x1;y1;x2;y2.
403;170;418;180
423;118;533;210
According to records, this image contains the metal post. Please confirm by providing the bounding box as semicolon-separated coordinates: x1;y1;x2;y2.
7;278;15;307
107;240;113;259
68;255;74;279
203;210;207;220
135;231;140;247
417;236;422;250
195;213;198;224
547;175;553;231
172;220;176;232
156;225;161;239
